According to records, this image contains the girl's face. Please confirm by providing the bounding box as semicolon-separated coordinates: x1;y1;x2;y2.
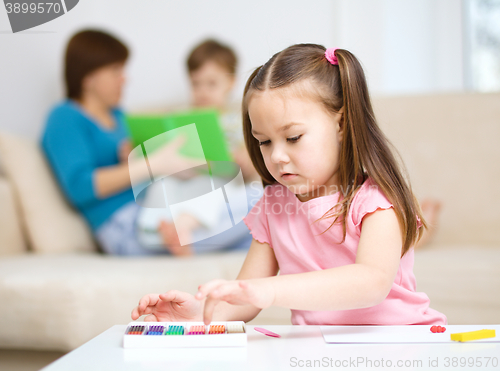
189;60;235;111
82;62;126;107
248;85;343;202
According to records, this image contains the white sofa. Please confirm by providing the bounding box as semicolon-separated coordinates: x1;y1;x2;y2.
0;92;499;352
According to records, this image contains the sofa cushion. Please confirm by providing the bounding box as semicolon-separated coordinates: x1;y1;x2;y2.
0;250;290;351
372;93;500;246
0;177;27;255
0;131;96;254
413;244;500;325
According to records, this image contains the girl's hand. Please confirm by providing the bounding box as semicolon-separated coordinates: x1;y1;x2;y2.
194;279;276;325
131;290;203;322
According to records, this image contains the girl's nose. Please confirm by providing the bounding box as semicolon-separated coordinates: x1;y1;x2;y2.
270;144;289;164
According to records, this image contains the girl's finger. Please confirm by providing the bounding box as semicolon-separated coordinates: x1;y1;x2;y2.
143;305;154;315
132;296;156;319
159;289;191;303
203;297;220;325
138;294;159;312
131;306;140;320
195;279;226;300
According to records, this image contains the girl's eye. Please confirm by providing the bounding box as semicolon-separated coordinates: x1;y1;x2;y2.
258;135;302;147
287;135;302;143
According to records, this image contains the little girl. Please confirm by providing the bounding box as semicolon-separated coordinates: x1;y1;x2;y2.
131;44;447;326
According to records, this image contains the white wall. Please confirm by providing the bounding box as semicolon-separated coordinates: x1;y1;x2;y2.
0;0;465;140
333;0;464;96
0;0;336;139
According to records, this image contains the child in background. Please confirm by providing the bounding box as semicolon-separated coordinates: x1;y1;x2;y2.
186;38;258;179
137;39;262;255
132;45;447;326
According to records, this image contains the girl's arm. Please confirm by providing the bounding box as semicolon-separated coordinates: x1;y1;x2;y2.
207;237;279;322
197;208;402;323
268;208;402;310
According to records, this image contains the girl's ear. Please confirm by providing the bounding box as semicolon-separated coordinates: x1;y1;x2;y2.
337;106;345;141
338;106;344;131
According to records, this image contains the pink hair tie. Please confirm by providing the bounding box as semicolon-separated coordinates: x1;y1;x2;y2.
325;48;339;65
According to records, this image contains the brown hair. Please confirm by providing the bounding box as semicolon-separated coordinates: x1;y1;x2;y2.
64;29;129;100
242;44;426;257
187;39;237;75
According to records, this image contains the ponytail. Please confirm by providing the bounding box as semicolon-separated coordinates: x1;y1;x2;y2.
328;49;426;256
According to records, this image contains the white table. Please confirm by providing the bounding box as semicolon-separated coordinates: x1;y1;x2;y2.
42;325;500;371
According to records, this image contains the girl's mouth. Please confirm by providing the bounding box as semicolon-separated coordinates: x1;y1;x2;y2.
281;173;298;180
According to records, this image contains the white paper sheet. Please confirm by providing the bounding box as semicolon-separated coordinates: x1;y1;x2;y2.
321;325;500;344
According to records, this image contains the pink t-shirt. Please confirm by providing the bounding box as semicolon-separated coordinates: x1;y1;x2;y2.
243;178;447;326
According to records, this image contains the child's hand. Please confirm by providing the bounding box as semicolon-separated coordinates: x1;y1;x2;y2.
194;279;276;325
131;290;203;322
147;134;202;178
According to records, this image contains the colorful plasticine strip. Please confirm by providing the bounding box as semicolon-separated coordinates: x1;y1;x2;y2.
208;325;226;334
164;325;184;335
126;325;145;335
450;329;496;342
146;326;164;335
226;323;245;334
187;325;205;335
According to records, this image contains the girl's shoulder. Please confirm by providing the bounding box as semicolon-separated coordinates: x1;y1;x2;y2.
349;177;393;228
351;177;385;201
